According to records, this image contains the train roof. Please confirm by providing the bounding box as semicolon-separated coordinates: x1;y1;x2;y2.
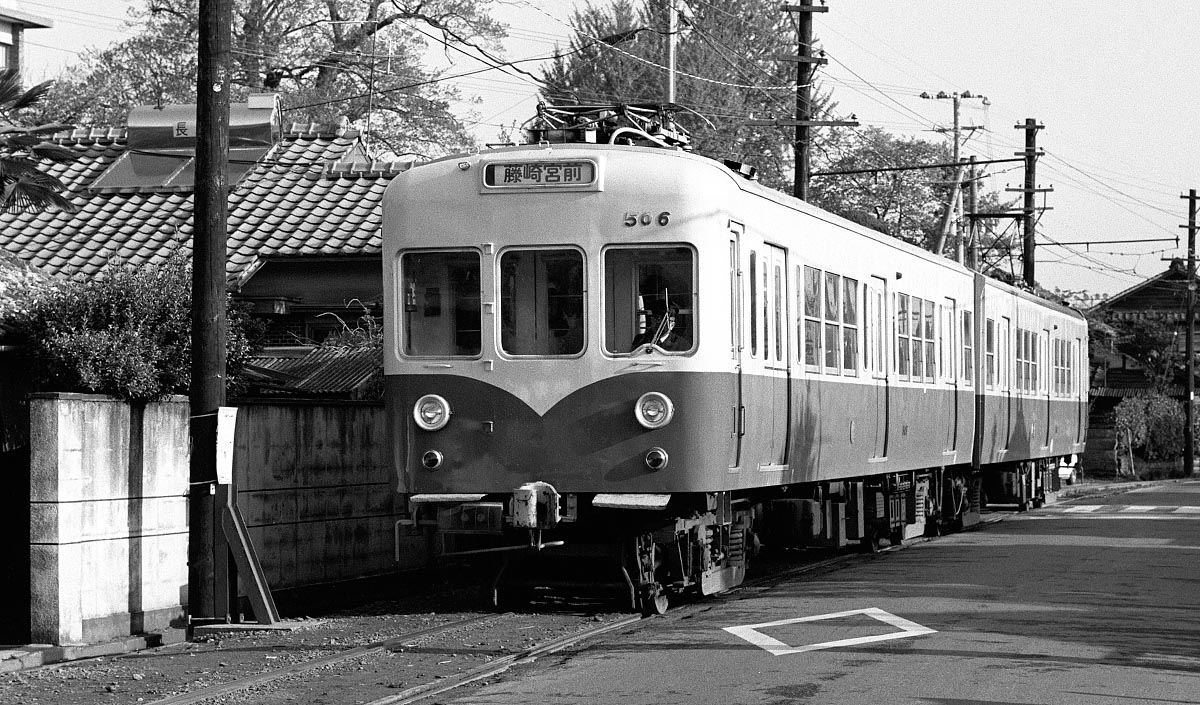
399;142;1083;324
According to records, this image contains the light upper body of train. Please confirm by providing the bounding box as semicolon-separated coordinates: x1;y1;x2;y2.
381;111;1086;613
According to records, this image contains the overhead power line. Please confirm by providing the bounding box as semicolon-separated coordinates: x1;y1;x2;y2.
811;156;1025;177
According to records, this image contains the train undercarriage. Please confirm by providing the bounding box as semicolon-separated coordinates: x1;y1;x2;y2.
401;459;1068;615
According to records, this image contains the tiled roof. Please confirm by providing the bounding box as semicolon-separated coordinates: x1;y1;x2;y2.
244;346;381;399
0;123;412;286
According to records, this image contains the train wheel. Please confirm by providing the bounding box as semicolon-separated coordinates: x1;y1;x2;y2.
860;526;882;553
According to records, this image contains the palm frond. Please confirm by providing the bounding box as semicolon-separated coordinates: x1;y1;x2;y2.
31;143;79;164
0;176;77;213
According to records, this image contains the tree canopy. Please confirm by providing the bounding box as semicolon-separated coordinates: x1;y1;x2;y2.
35;0;508;158
542;0;1020;263
541;0;811;191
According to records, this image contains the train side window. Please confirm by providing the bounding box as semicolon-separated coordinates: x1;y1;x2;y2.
961;310;974;385
1017;327;1042;394
866;281;887;377
802;265;821;371
604;246;696;354
843;277;859;374
1040;329;1048;394
730;240;740;358
1080;338;1089;395
774;262;784;362
1001;316;1012;391
1016;328;1026;392
985;318;996;389
923;299;936;381
1052;339;1060;396
941;298;957;382
824;272;841;372
400;250;482;357
762;255;771;360
897;294;911;380
499;248;584;356
749;251;758;358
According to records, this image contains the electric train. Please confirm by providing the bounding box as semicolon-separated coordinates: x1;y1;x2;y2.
382;104;1087;614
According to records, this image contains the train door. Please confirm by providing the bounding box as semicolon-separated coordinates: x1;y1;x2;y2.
941;298;957;453
740;242;788;469
1001;316;1013;450
866;276;889;459
729;226;743;470
764;244;790;465
1075;336;1085;445
1043;327;1052;449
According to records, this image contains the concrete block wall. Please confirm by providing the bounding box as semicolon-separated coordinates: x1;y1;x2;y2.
26;396;421;646
28;394;189;645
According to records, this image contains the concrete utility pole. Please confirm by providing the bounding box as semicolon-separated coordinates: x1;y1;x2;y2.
1183;189;1198;476
189;0;232;625
924;91;987;258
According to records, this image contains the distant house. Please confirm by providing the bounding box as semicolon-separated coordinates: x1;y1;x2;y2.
0;94;410;349
1087;258;1194;397
0;2;52;75
1083;259;1197;475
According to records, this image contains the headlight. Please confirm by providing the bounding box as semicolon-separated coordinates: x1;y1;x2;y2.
413;394;451;431
635;392;674;430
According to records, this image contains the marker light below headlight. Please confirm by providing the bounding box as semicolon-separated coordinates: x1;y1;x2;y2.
413;394;451;431
635;392;675;430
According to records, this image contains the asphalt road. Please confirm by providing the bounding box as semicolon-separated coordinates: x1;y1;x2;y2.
447;481;1200;705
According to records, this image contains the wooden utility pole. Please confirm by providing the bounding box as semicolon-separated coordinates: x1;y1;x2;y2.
1016;118;1044;287
1183;189;1198;476
966;156;979;269
760;5;856;201
189;0;232;625
666;0;677;104
792;4;819;201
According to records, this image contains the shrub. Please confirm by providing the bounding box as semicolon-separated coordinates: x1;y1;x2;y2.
1114;391;1185;463
10;253;262;401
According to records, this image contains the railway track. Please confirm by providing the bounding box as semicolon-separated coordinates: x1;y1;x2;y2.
140;550;862;705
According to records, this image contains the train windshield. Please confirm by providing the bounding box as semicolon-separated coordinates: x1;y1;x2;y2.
604;246;696;354
400;251;482;357
499;248;585;356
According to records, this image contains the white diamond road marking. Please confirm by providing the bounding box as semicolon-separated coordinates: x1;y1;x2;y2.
1174;507;1200;514
1063;505;1104;513
1118;505;1155;513
723;607;937;656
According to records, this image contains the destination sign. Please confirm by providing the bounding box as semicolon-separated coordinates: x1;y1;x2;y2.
483;161;597;188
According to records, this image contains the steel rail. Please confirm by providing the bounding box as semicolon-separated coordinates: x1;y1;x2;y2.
368;614;644;705
374;553;861;705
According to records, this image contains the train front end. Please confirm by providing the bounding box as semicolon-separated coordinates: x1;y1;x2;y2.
382;139;749;612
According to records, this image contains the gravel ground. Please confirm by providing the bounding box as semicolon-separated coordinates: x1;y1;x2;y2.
1;584;627;705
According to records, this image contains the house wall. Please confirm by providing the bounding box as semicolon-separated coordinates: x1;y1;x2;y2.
28;396;423;646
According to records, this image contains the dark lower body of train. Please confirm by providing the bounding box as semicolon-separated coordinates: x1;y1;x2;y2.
392;370;1083;616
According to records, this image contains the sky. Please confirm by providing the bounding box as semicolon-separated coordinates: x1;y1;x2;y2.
12;0;1200;301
